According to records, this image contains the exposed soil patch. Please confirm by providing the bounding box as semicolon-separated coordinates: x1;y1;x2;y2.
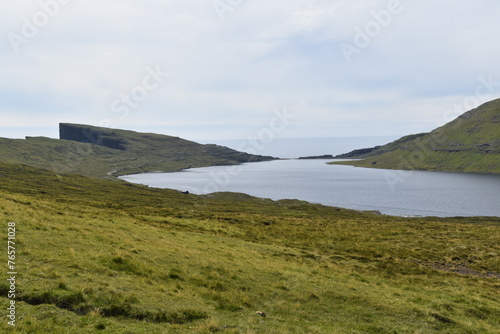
416;261;500;279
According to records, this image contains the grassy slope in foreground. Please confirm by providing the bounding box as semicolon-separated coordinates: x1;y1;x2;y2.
331;99;500;174
0;162;499;333
0;123;275;179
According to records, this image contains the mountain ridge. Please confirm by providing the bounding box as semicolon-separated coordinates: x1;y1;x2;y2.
331;99;500;174
0;123;276;178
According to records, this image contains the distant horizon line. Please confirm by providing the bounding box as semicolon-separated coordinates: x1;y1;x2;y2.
0;124;405;142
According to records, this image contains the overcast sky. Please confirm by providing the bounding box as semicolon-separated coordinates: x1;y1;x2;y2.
1;0;500;141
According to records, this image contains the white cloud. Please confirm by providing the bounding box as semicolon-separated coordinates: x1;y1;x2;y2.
1;0;499;140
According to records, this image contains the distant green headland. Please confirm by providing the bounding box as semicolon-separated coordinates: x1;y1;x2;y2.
331;99;500;174
0;123;276;178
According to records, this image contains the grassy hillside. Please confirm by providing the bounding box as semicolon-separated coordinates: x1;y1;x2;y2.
0;162;499;333
0;124;275;179
331;99;500;173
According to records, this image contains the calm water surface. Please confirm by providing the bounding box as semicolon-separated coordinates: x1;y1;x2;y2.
120;160;500;217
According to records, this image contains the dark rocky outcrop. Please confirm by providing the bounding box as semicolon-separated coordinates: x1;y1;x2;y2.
298;155;335;160
59;123;128;150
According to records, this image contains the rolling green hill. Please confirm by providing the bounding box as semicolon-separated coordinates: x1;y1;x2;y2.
0;123;275;178
0;162;499;333
332;99;500;173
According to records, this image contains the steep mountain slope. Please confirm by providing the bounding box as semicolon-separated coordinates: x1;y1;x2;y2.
0;123;275;178
332;99;500;173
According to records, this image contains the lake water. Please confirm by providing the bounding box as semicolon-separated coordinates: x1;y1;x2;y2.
120;159;500;218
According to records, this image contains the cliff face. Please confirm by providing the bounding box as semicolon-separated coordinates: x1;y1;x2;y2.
59;123;128;150
3;122;275;177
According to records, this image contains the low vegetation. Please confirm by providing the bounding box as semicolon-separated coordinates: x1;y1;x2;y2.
0;162;498;333
0;123;275;179
331;99;500;174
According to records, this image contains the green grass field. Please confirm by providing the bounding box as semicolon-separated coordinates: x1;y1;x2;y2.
0;124;275;179
0;163;499;333
331;99;500;174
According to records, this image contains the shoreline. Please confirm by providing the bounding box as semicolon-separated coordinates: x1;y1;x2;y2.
118;159;500;218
